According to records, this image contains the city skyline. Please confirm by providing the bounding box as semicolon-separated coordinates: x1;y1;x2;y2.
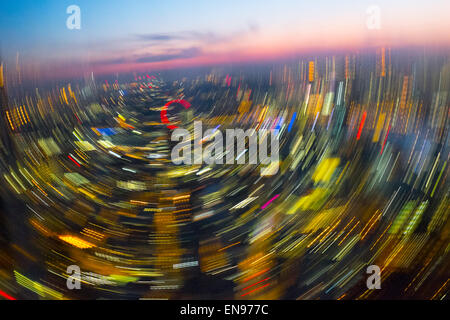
0;1;448;302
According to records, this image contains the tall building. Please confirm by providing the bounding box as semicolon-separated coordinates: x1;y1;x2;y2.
0;63;7;107
0;62;15;166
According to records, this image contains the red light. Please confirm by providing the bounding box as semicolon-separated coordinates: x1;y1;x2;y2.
160;99;191;130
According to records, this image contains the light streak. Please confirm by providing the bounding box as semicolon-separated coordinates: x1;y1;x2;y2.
261;194;280;210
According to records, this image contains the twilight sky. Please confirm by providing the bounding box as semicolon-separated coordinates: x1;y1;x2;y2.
1;0;449;78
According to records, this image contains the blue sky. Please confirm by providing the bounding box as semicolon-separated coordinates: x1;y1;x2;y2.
1;0;449;78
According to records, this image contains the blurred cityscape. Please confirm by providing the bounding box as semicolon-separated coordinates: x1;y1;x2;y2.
0;47;448;300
